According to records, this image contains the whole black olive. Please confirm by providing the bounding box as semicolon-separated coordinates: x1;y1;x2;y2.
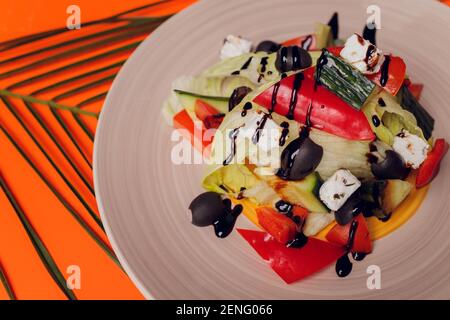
275;46;312;73
371;150;411;180
189;192;226;227
335;193;361;226
277;136;323;180
229;86;253;112
255;40;281;53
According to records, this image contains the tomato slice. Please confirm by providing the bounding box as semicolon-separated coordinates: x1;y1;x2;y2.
256;207;297;244
367;56;406;96
238;229;345;284
173;109;212;157
282;34;317;50
326;215;372;253
408;83;424;101
416;138;449;188
194;99;224;129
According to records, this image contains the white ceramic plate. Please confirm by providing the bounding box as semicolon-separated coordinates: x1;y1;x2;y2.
94;0;450;299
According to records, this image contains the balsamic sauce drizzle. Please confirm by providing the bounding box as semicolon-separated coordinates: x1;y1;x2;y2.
336;220;361;278
223;128;240;166
328;12;339;40
287;232;308;248
301;35;313;50
241;102;253;117
260;56;269;73
346;220;359;251
372;115;381;127
274;200;308;249
275;102;314;180
257;56;270;83
286;72;304;120
237;187;246;200
275;200;293;215
231;56;253;75
315;49;328;90
362;23;377;46
377;97;386;107
352;252;367;261
270;82;281;113
336;254;353;277
279;121;289;146
213;203;243;238
380;55;391;87
251;113;270;144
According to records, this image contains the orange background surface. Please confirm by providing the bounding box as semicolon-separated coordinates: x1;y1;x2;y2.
0;0;196;300
0;0;448;301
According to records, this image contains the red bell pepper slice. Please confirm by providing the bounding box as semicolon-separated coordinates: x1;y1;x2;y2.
253;68;375;141
173;109;212;157
194;99;225;129
326;46;343;56
238;228;345;284
416;138;449;188
408;82;424;101
256;207;297;244
326;214;372;253
326;46;406;96
367;56;406;96
292;206;309;221
282;34;317;50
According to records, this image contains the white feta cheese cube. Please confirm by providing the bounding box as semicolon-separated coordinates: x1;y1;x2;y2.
392;130;429;169
340;33;384;74
239;111;281;152
319;169;361;211
220;35;252;60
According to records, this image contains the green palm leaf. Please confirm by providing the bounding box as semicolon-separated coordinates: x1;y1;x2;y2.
0;262;15;300
0;175;77;300
0;1;174;298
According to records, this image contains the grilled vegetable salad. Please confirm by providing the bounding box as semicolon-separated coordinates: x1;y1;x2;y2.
163;12;448;284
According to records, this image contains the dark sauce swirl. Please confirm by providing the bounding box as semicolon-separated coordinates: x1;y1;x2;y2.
279;121;289;146
223;128;239;166
336;220;360;278
380;55;391;87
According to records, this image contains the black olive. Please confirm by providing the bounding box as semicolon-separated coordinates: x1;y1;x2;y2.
228;86;253;112
277;136;323;180
335;193;361;226
189;192;226;227
371;150;411;180
275;46;312;73
255;40;281;53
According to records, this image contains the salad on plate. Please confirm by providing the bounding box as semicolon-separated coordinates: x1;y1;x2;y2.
162;13;448;283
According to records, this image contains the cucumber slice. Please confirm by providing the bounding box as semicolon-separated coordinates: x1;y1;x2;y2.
315;49;375;109
381;179;412;214
175;90;229;116
280;173;328;213
360;179;412;216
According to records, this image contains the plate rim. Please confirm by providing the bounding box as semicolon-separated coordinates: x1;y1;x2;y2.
93;0;450;300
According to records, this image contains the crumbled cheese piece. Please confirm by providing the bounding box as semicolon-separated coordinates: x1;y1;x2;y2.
319;169;361;211
392;130;429;169
239;111;281;152
220;35;252;60
340;33;384;74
